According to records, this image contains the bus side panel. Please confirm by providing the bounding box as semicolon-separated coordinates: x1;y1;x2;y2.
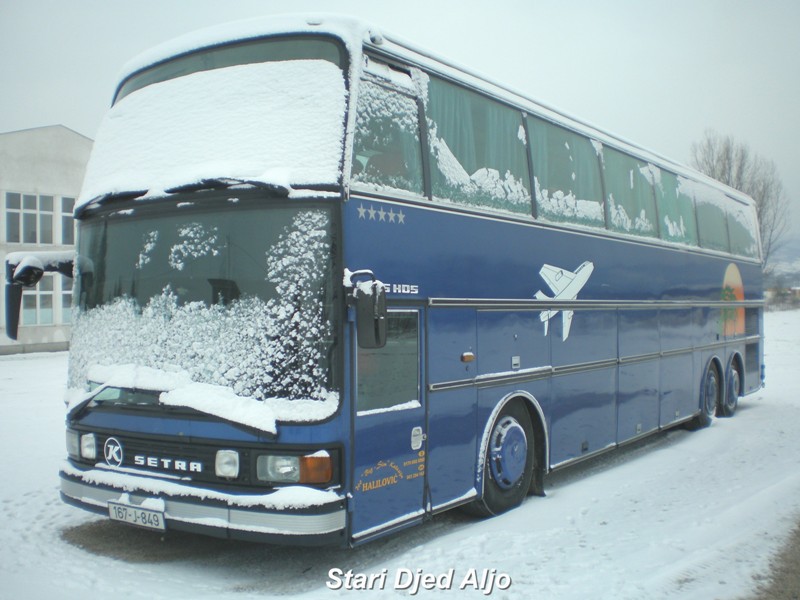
658;308;696;425
550;368;617;465
659;355;695;425
476;311;549;377
618;362;660;440
617;309;661;441
549;309;617;465
426;310;479;510
427;388;478;509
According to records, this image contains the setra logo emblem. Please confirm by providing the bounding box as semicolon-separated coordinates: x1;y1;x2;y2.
103;437;124;467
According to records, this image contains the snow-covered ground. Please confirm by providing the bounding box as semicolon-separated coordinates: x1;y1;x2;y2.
1;310;799;600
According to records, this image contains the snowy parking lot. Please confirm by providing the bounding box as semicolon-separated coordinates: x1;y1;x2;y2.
1;310;799;599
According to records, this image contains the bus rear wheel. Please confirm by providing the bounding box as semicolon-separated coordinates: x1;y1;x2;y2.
467;401;535;517
689;362;721;430
718;362;741;417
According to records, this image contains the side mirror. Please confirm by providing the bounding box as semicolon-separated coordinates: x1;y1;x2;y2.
347;270;387;349
11;257;45;287
5;252;74;341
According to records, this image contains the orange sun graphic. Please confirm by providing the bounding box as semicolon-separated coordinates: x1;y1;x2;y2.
721;263;745;336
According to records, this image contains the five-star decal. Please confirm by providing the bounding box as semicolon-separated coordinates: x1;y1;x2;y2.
357;203;406;225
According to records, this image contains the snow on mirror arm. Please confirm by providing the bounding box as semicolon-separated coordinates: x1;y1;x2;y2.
4;250;75;340
344;269;387;349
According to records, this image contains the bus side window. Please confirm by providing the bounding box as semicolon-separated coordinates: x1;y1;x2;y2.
602;147;659;238
656;170;698;246
726;201;760;259
351;81;424;196
426;76;531;216
357;311;419;413
526;116;605;229
693;183;731;253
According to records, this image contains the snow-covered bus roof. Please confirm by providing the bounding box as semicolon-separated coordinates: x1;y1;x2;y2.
106;13;753;212
116;14;373;93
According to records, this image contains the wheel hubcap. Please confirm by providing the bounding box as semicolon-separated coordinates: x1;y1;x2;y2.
489;416;528;490
727;371;740;408
705;370;718;415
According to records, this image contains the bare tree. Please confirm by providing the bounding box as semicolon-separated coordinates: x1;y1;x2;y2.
690;130;790;272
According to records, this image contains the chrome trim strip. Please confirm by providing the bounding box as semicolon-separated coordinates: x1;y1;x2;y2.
429;337;762;393
550;442;618;471
431;490;478;514
429;298;765;310
351;509;425;541
61;475;346;536
552;359;618;377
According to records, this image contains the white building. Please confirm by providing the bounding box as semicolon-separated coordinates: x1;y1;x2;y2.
1;125;92;354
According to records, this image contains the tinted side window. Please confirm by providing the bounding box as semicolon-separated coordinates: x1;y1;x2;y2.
690;180;731;252
352;81;424;196
602;148;658;238
527;116;604;228
427;76;531;216
727;201;760;258
656;170;698;246
357;311;419;413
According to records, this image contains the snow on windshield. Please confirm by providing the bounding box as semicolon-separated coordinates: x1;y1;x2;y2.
78;59;347;207
68;210;338;430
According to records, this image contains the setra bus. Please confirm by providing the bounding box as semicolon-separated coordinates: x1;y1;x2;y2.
4;14;763;546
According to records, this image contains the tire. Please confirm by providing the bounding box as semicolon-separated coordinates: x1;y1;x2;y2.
689;362;720;430
718;361;740;417
466;401;535;517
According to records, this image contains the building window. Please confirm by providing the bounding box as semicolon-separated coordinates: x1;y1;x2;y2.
62;197;75;244
22;275;55;326
6;192;21;242
5;191;75;245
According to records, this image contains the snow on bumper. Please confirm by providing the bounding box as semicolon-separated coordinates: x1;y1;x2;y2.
60;462;346;541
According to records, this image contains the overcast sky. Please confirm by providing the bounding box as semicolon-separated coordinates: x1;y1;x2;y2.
1;0;798;245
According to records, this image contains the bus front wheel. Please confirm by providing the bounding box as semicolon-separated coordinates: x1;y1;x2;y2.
468;401;535;517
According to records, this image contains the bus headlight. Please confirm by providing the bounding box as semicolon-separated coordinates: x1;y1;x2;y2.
215;450;240;479
66;429;80;460
80;433;97;460
256;451;332;484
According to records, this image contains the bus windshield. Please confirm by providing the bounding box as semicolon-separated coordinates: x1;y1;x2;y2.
69;200;340;423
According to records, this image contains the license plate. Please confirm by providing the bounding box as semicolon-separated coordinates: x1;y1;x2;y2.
108;501;165;531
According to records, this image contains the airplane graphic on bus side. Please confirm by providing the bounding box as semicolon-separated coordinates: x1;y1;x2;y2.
534;261;594;341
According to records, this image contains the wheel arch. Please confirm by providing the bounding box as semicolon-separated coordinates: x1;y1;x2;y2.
476;391;548;498
727;350;745;391
702;355;725;395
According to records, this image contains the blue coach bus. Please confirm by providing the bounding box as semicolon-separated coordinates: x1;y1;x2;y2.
4;15;763;546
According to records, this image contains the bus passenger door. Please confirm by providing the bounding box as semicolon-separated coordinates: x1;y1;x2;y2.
351;309;426;541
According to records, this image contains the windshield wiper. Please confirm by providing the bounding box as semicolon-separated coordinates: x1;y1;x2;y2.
165;177;290;196
66;383;113;422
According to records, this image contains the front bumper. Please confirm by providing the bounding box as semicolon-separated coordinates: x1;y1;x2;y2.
60;463;347;546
